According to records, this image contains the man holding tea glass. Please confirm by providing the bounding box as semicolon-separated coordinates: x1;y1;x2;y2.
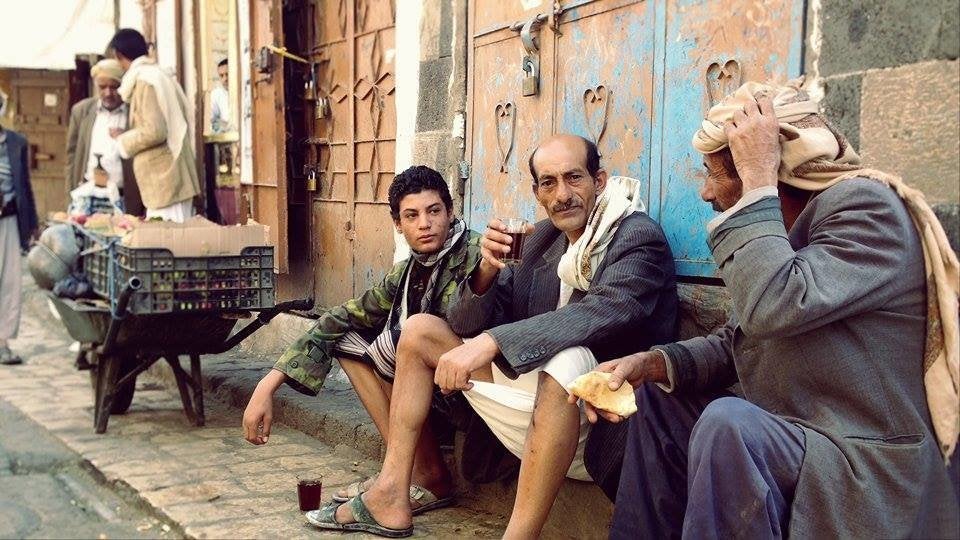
308;134;678;538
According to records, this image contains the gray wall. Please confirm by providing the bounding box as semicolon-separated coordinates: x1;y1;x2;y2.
814;0;960;252
410;0;469;215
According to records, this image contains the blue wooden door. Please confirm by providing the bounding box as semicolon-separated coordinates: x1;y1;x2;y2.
467;0;805;279
656;0;805;277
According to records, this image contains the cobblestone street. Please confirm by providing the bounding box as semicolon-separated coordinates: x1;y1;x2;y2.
0;275;505;539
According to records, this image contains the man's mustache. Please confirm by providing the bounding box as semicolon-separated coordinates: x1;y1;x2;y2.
552;200;582;213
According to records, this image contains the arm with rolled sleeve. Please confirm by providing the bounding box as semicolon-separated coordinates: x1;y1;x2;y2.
273;260;405;395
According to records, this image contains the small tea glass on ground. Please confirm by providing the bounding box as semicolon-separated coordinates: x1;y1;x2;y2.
500;217;529;266
297;476;323;511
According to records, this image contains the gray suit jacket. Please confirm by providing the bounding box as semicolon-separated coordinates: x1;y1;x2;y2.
445;212;678;485
65;97;144;216
448;212;678;378
659;178;958;538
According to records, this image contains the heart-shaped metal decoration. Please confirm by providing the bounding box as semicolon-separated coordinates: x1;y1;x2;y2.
495;101;517;173
705;60;742;108
582;85;611;155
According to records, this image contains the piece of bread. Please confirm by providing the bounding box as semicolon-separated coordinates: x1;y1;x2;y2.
567;372;638;417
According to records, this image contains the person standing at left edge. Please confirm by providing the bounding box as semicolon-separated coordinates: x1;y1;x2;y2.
109;28;201;222
0;93;39;366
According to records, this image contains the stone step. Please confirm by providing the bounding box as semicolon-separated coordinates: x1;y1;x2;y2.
16;274;505;538
23;273;613;538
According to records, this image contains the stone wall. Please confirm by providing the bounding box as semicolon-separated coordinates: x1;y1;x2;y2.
812;0;960;251
680;0;960;337
410;0;470;214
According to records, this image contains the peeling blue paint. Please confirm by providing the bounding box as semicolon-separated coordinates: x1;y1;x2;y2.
466;1;804;278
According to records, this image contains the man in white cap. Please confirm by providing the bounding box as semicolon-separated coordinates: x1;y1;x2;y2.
65;58;143;216
109;28;200;222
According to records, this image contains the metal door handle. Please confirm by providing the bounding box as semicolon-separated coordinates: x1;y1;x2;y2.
510;14;548;54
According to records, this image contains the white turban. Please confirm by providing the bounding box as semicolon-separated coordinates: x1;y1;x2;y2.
91;59;124;83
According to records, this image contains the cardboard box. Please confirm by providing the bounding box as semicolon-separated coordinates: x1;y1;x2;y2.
121;216;271;257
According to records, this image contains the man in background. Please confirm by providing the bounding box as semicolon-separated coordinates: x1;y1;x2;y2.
65;58;144;216
109;28;200;222
0;94;38;365
210;58;231;134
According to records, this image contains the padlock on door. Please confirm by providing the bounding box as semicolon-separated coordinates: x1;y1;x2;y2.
306;167;318;192
304;62;318;100
315;96;331;119
521;54;539;97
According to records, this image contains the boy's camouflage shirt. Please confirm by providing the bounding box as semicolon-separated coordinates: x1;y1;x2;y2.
274;230;482;395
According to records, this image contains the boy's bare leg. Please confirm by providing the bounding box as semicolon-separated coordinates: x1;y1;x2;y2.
504;372;581;539
340;358;391;436
334;314;463;528
338;358;452;499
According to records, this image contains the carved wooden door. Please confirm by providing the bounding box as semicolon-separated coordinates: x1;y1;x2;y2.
306;0;396;306
249;0;289;272
467;0;804;279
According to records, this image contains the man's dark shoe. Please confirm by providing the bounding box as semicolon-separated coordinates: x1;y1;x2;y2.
0;346;23;365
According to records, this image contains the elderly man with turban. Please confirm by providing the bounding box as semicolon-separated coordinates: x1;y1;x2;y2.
576;78;959;538
65;58;144;216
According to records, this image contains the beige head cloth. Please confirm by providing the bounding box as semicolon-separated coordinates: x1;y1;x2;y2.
90;59;124;82
693;77;960;461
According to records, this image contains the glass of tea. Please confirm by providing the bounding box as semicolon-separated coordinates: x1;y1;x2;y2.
500;217;529;266
297;476;323;511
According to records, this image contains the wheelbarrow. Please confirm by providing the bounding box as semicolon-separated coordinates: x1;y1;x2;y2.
47;277;312;433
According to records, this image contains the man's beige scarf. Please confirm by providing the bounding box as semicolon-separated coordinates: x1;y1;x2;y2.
558;176;646;291
118;56;191;161
693;78;960;461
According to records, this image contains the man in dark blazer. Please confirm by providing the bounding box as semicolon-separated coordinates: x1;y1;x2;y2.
65;58;143;216
307;134;678;538
589;82;959;539
0;120;38;365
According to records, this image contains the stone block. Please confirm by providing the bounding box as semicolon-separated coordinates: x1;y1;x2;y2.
143;482;226;506
860;60;960;204
818;0;959;76
820;73;863;151
411;131;444;166
416;57;454;131
438;0;454;59
677;283;730;339
938;0;960;59
238;313;313;358
419;0;443;60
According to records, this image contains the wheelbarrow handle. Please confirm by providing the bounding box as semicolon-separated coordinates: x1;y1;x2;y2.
99;277;142;357
215;298;314;353
272;298;315;312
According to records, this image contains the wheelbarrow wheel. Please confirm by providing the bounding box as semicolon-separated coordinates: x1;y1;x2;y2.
89;359;137;414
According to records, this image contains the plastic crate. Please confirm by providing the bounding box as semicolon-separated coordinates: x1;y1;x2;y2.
79;230;275;315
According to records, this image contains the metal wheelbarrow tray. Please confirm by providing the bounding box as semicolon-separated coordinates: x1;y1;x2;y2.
46;282;311;434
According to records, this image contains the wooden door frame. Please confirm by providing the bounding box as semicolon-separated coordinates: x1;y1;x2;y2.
248;0;289;273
